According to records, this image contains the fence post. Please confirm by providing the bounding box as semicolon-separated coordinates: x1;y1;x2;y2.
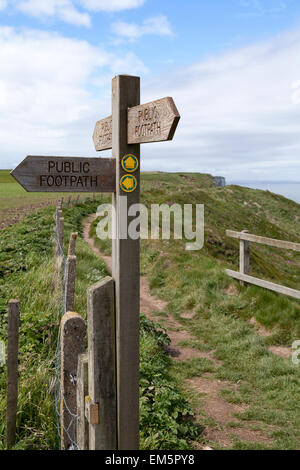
58;217;64;254
77;353;89;450
87;277;117;450
6;300;20;448
240;230;250;286
64;255;77;313
68;233;78;257
60;312;86;450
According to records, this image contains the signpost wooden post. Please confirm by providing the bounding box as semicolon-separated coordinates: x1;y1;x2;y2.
11;74;180;451
92;76;180;450
112;75;141;450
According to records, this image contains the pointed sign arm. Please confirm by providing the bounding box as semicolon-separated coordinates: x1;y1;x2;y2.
93;96;180;151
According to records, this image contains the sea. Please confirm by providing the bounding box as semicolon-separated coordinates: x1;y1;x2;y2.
229;182;300;204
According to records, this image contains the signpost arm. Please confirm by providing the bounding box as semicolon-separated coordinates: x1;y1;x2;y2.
112;75;140;450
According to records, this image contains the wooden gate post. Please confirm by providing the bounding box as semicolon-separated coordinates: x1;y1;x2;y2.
58;217;64;254
60;312;86;450
77;353;89;450
87;277;117;450
6;300;20;448
68;233;78;257
112;75;140;450
64;255;77;313
240;230;250;285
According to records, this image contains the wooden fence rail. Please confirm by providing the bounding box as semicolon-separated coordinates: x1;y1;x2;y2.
226;230;300;300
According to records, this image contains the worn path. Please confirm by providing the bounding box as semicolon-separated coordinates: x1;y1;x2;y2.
83;214;277;450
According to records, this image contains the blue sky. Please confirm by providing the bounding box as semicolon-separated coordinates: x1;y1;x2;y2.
1;0;300;181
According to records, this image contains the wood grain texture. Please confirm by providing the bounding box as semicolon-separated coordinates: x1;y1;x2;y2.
93;116;112;151
226;269;300;300
64;256;77;313
239;230;250;286
227;230;300;252
68;233;78;256
76;353;89;450
128;97;180;144
6;300;19;449
87;277;117;450
60;312;86;450
11;156;116;193
112;74;140;450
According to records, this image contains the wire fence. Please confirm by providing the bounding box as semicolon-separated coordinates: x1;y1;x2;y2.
53;204;79;450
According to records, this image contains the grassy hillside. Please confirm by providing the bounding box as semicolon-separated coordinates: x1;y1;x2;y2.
93;171;300;341
1;171;300;449
91;172;300;450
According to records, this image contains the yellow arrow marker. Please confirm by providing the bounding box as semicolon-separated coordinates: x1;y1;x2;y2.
120;174;138;193
121;154;139;173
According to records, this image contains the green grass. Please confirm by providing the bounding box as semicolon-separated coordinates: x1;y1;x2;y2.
138;173;300;450
2;170;300;450
0;200;201;450
90;172;300;449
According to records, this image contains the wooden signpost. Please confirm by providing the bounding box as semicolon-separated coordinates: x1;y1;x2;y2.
11;74;180;450
11;156;115;193
93;96;180;151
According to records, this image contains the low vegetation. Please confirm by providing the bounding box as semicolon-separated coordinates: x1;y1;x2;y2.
1;171;300;449
91;172;300;450
0;199;201;450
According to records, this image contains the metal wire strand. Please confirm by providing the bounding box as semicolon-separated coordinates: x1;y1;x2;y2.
53;206;79;450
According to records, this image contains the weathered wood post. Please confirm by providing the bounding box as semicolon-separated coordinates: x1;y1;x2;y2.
87;277;117;450
112;75;140;450
64;255;77;313
68;233;78;257
58;217;64;254
56;208;62;222
240;230;250;286
77;353;89;450
60;312;86;450
6;300;20;448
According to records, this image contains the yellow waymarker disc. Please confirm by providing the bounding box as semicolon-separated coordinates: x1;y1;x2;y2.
120;174;138;193
121;154;139;173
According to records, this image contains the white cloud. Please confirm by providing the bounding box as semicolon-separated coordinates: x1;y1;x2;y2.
238;0;290;17
0;27;146;167
77;0;145;12
8;0;146;26
111;15;173;41
139;28;300;181
16;0;91;27
2;23;300;182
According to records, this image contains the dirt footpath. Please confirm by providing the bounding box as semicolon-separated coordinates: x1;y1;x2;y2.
83;214;275;450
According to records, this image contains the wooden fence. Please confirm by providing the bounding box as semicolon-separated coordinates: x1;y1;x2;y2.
4;195;99;449
55;199;117;450
226;230;300;300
